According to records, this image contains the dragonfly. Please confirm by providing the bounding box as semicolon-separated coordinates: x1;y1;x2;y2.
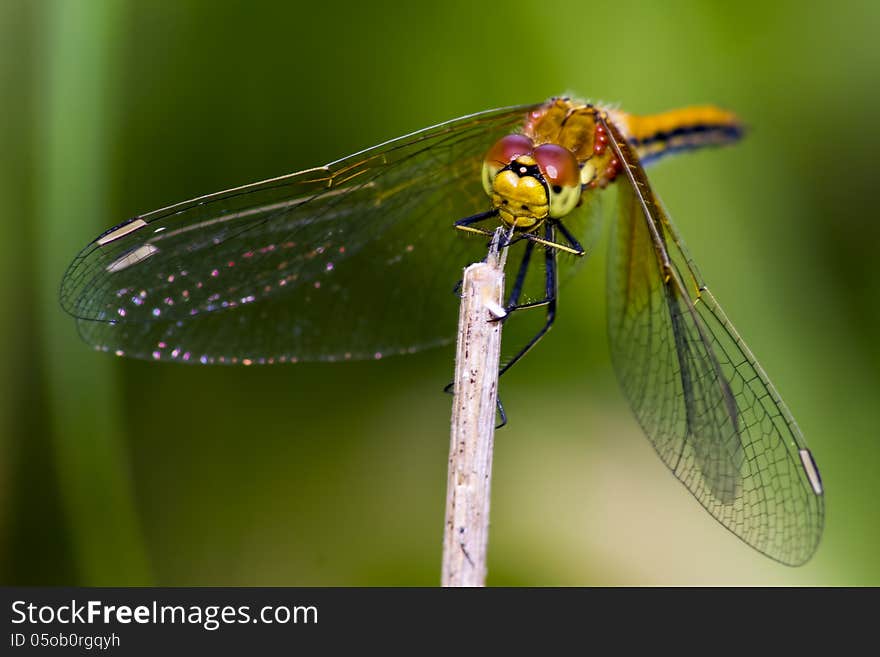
60;96;824;566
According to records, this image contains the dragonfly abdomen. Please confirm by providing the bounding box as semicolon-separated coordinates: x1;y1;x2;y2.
617;106;744;165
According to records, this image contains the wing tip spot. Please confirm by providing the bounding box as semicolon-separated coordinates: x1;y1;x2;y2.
798;448;823;495
97;218;148;245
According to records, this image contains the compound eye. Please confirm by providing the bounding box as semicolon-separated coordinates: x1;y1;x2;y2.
484;134;534;167
534;144;581;218
483;134;534;196
533;143;579;188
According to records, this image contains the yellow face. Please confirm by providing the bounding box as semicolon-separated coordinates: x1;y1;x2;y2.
487;155;549;229
482;135;581;231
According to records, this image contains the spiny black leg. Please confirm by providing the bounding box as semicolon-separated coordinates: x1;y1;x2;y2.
519;222;583;256
501;236;552;316
502;228;555;314
454;208;498;228
495;397;507;429
444;382;508;429
555;219;585;255
498;223;558;378
451;210;507;297
506;238;536;312
451;278;463;298
453;209;499;239
444;218;555;426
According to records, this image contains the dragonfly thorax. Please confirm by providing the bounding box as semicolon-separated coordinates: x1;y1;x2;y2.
482;135;581;230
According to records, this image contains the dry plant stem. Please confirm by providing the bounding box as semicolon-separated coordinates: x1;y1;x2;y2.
442;229;508;587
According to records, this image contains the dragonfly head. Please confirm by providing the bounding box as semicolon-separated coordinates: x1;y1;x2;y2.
482;134;581;230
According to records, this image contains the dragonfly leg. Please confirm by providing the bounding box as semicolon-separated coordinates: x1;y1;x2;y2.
451;278;463;298
499;218;579;318
495;397;508;429
519;219;585;256
444;218;563;424
500;218;578;318
442;375;508;429
554;219;586;256
453;208;498;238
482;236;528;428
498;223;558;379
503;238;536;313
451;209;509;296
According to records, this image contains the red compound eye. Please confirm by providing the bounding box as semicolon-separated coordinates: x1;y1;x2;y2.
533;144;579;187
484;134;534;167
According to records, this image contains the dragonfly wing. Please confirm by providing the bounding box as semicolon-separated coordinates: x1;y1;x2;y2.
608;182;743;503
556;187;605;284
604;118;824;565
61;104;538;363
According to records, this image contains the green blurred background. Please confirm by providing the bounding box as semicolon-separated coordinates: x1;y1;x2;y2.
2;0;878;586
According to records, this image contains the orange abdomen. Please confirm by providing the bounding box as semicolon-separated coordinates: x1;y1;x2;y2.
611;106;744;164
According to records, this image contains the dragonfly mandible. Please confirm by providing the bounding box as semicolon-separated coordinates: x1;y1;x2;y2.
60;96;824;566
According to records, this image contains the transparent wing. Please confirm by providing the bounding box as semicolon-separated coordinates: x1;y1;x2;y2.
60;104;539;363
557;187;605;283
603;118;824;565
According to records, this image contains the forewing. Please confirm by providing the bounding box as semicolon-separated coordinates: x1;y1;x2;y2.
556;188;605;285
60;104;538;363
604;119;824;565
